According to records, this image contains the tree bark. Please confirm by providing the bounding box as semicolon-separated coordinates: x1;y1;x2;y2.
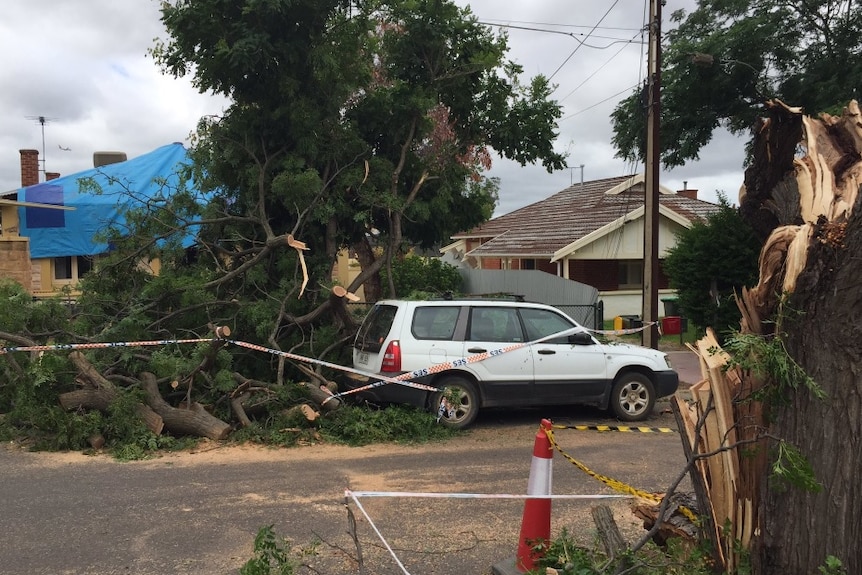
140;372;231;440
591;505;629;573
63;352;164;435
739;99;862;575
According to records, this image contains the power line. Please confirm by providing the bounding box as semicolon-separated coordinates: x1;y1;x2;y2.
558;30;642;104
479;20;642;46
479;18;641;33
559;84;640;121
548;0;623;81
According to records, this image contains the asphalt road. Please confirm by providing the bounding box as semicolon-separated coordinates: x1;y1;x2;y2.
0;402;690;575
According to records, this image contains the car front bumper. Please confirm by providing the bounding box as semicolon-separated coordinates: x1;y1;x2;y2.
654;369;679;398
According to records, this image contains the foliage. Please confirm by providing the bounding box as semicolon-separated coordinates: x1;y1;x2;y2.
240;526;297;575
318;404;457;446
819;556;848;575
380;254;463;298
153;0;564;300
611;0;862;167
722;331;824;401
2;0;566;453
771;440;822;493
535;528;713;575
662;196;761;341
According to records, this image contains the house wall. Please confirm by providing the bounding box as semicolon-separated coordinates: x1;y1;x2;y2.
563;216;683;260
0;238;32;291
599;288;678;321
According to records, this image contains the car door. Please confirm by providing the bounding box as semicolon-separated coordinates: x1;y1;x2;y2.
462;306;533;406
518;306;608;404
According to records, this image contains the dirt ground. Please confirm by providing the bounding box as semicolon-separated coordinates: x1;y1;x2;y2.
2;406;690;575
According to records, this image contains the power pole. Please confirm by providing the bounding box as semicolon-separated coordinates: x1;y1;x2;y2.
642;0;661;349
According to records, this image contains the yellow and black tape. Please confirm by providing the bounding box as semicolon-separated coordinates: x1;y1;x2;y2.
557;424;675;433
545;426;698;522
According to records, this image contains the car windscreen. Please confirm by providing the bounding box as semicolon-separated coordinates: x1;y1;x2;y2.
354;304;398;353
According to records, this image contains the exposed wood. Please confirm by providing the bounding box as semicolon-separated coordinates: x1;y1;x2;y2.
285;404;320;422
670;395;718;559
88;434;105;450
631;497;700;542
140;372;231;440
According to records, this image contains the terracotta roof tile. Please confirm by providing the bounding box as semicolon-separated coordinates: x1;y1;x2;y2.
453;174;721;257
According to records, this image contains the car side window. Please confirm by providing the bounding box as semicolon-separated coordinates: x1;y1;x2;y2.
469;307;524;342
411;306;460;340
519;307;576;343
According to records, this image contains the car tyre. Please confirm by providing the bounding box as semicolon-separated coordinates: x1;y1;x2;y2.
432;376;479;429
610;373;655;421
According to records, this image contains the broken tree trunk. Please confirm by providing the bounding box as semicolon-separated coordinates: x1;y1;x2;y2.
724;98;862;574
140;372;231;440
591;505;629;573
60;351;164;435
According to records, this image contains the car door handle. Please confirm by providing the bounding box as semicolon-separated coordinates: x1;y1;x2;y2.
537;349;556;355
467;347;488;353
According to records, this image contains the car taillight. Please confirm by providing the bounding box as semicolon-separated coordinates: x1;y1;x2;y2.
381;340;401;372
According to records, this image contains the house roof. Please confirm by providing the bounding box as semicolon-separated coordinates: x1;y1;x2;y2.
451;174;720;258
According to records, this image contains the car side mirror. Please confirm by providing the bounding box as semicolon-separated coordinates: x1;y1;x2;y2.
568;332;594;345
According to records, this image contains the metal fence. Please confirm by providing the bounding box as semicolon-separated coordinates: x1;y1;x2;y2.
347;269;603;330
459;268;601;330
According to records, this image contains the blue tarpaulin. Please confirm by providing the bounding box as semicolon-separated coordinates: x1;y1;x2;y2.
17;143;201;259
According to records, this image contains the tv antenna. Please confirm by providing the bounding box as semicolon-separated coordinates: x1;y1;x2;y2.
25;115;59;180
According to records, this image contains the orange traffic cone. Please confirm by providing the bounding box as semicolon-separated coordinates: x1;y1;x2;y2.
516;418;554;571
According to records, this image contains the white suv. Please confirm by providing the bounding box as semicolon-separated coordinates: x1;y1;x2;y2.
349;298;678;428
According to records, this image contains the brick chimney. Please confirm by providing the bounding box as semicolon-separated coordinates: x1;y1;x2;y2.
20;149;40;187
46;172;61;181
677;180;698;199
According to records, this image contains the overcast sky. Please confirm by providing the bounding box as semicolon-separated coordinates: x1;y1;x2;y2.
0;0;746;218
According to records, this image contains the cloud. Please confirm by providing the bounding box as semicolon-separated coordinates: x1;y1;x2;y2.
1;0;747;217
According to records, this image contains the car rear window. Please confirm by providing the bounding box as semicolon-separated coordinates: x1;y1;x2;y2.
411;306;459;340
354;304;398;352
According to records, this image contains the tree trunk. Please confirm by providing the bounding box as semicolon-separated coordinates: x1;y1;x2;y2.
352;236;381;302
759;202;862;574
739;99;862;574
63;352;165;435
140;372;231;440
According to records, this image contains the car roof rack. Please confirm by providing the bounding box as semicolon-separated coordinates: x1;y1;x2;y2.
440;292;527;302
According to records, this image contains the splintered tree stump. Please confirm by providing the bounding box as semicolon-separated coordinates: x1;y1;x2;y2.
140;372;231;440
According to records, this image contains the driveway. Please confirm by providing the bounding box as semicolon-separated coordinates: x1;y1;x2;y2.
0;403;690;575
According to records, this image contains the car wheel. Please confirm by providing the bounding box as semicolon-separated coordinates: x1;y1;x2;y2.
610;373;655;421
432;376;479;429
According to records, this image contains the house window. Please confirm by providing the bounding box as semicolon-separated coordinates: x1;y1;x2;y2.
54;257;72;280
53;256;94;282
521;259;536;270
618;260;643;289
